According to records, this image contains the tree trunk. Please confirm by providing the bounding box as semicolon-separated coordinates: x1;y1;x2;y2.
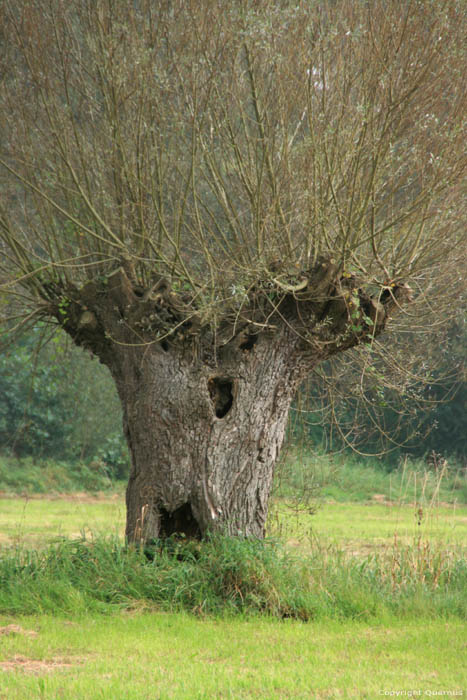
111;332;305;542
54;262;409;543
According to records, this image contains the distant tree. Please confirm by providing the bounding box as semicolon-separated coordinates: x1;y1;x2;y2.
0;327;126;470
0;329;75;459
0;1;465;541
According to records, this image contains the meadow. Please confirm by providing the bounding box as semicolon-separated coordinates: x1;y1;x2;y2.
0;456;466;699
0;493;465;553
1;615;465;699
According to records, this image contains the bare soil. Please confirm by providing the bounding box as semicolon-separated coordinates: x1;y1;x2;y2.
0;625;37;638
0;655;82;674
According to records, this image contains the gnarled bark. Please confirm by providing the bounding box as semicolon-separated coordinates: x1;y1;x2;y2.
113;331;305;541
48;261;409;542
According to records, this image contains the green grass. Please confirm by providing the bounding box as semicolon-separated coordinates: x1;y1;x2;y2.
0;531;465;621
0;494;466;698
0;494;125;549
0;454;125;495
269;501;467;554
0;614;465;699
275;450;467;505
0;455;466;699
2;494;465;553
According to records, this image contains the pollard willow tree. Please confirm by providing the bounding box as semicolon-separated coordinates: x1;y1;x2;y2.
0;1;465;541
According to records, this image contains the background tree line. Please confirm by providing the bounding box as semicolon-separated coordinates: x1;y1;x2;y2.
292;316;466;466
1;319;464;477
0;328;128;478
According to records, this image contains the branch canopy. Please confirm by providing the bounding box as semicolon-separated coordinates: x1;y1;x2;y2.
0;0;465;342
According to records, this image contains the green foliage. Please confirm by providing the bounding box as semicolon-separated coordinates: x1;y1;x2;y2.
291;384;467;467
0;328;128;478
0;534;465;620
291;321;467;466
90;433;129;481
413;374;467;463
0;331;74;458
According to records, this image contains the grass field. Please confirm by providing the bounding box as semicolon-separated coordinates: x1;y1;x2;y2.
0;494;125;549
1;493;465;552
271;500;467;555
0;487;466;698
0;614;465;699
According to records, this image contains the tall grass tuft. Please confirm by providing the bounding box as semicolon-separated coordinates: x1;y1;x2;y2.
0;533;465;621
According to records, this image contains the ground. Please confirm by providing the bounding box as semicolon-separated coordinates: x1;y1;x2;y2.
0;614;465;699
0;492;466;697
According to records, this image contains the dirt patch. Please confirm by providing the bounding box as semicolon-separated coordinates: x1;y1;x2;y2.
0;655;84;675
0;625;38;638
372;494;387;503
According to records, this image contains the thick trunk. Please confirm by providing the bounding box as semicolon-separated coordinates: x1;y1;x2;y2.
111;333;305;542
54;262;410;542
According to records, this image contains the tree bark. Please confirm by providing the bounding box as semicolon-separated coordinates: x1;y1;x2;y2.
110;332;306;542
52;262;410;542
